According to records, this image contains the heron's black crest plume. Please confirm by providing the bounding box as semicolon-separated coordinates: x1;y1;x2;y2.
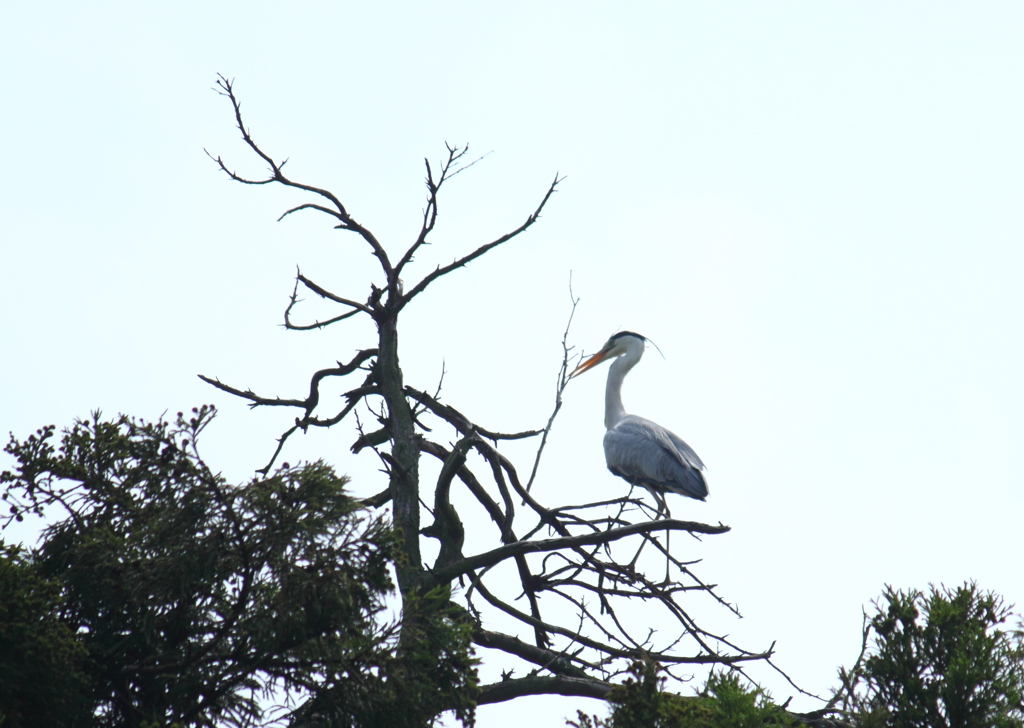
609;331;666;360
610;331;645;342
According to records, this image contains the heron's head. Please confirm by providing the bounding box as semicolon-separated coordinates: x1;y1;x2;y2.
569;331;646;379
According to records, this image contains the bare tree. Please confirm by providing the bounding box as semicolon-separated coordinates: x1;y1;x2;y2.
202;75;774;720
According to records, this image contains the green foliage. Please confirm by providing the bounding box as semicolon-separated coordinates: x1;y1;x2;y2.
0;407;477;727
567;660;795;728
296;587;479;727
384;589;480;727
0;543;89;728
840;583;1024;728
697;672;797;728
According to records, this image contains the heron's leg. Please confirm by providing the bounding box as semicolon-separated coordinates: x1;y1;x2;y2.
652;489;668;519
624;485;648;569
661;498;675;580
663;529;672;582
646;489;672;580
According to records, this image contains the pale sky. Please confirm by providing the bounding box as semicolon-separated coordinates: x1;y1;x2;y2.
3;3;1023;725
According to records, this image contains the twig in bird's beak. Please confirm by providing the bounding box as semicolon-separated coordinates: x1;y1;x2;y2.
569;347;612;379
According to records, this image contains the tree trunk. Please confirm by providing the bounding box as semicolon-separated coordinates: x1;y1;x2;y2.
377;302;422;594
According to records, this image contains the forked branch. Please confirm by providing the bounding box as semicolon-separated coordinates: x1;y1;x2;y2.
430;519;729;585
395;143;486;278
400;173;563;308
206;74;392;273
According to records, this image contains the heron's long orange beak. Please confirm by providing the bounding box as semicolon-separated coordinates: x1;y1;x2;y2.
569;346;613;379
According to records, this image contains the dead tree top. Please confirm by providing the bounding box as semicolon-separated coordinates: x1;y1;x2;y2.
201;74;805;711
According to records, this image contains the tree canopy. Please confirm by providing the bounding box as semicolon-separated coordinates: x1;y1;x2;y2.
834;583;1024;728
1;407;456;727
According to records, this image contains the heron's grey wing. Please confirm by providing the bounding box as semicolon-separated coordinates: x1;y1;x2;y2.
603;416;708;501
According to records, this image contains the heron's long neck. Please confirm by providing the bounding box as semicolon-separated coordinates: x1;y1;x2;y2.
604;353;638;430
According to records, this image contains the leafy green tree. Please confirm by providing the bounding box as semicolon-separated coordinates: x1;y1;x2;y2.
567;660;796;728
1;407;479;727
0;543;89;728
836;583;1024;728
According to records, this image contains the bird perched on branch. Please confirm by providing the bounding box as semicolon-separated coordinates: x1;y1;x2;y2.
570;331;708;513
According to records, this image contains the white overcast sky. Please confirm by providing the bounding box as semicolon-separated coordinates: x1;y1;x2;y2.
2;2;1023;725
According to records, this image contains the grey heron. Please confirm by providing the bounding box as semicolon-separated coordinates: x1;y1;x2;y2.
570;331;708;513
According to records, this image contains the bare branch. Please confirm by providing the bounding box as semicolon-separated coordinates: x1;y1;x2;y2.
199;364;376;477
209;74;393;273
360;487;392;509
196;375;306;409
470;573;767;668
395;145;463;277
254;423;299;476
765;655;827;703
198;349;376;418
474;629;594;679
430;519;729;585
423;435;471;571
405;386;541;441
400;173;563;307
284;309;361;332
476;675;611;705
528;277;579;492
394;144;495;282
296;273;374;316
301;385;378;429
420;439;507;533
277;202;345;224
826;609;874;712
